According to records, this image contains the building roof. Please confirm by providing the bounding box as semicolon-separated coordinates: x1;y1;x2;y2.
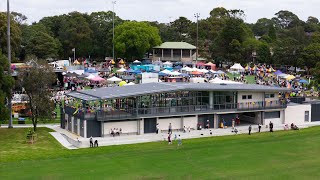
154;42;196;50
67;83;290;101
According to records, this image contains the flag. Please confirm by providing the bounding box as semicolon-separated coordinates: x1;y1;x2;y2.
72;48;75;52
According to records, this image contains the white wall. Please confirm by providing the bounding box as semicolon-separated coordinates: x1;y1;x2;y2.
237;92;264;103
182;116;197;130
103;121;138;134
285;104;311;125
157;117;182;130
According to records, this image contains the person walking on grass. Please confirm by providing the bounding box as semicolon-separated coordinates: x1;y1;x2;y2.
168;123;172;134
177;135;182;146
258;124;262;132
248;125;252;135
168;133;172;145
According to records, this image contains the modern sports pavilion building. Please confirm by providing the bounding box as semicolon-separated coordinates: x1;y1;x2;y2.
60;83;296;137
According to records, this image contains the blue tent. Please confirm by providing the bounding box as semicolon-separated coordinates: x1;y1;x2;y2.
174;65;182;69
180;73;190;77
158;72;169;76
134;70;142;74
126;69;136;73
299;79;309;84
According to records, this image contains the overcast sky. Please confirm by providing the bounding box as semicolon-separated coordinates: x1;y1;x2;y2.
0;0;319;24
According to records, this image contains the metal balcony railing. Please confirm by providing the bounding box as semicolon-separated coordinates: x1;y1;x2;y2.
65;101;287;121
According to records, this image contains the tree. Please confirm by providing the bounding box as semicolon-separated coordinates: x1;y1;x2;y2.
171;17;193;42
252;18;274;36
273;10;302;29
311;62;320;87
114;21;162;60
21;24;61;59
0;50;15;123
89;11;123;59
18;60;56;131
58;12;93;58
302;43;320;69
0;12;22;60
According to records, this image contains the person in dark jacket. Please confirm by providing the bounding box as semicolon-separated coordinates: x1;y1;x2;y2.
248;125;252;135
89;136;93;147
269;121;273;132
258;124;262;132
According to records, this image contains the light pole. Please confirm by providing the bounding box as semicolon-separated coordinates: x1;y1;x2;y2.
194;13;200;64
7;0;13;128
112;1;116;62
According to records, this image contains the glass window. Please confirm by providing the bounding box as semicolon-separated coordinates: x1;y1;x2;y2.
242;95;247;100
265;111;280;119
265;94;270;98
270;94;275;98
248;95;252;99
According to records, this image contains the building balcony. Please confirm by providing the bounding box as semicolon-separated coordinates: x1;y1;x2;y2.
65;101;287;121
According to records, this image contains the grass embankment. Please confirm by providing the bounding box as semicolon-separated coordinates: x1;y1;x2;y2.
1;127;320;179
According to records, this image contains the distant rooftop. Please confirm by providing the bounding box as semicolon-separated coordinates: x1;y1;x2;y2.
67;83;290;101
154;42;196;50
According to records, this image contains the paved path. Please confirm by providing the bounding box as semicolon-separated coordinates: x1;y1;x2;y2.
49;132;78;149
2;122;320;149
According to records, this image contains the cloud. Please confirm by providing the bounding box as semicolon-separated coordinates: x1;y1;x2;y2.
0;0;319;24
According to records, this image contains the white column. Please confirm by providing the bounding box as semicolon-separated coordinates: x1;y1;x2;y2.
101;121;104;137
181;116;184;129
214;114;219;129
181;49;183;60
161;49;164;60
71;117;74;133
190;49;192;59
209;91;213;109
171;49;173;61
140;119;144;134
77;119;80;135
84;120;87;138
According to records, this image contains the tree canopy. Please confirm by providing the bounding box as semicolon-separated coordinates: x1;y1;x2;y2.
114;21;161;60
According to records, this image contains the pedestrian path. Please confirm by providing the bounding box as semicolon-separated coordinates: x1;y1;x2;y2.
60;122;320;149
49;132;78;149
2;122;320;149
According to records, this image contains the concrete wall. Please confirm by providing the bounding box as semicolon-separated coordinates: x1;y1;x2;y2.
237;92;264;103
157;117;182;131
285;104;311;125
182;116;197;130
103;121;138;135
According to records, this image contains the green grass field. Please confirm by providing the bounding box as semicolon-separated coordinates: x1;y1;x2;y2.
1;127;320;179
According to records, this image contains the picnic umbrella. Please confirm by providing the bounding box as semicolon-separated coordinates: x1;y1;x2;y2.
119;81;127;86
169;71;182;76
117;67;127;73
286;75;296;80
126;69;136;73
161;69;172;74
133;60;141;64
86;74;95;80
299;79;309;84
274;70;283;75
91;76;106;82
191;71;203;75
107;76;122;82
